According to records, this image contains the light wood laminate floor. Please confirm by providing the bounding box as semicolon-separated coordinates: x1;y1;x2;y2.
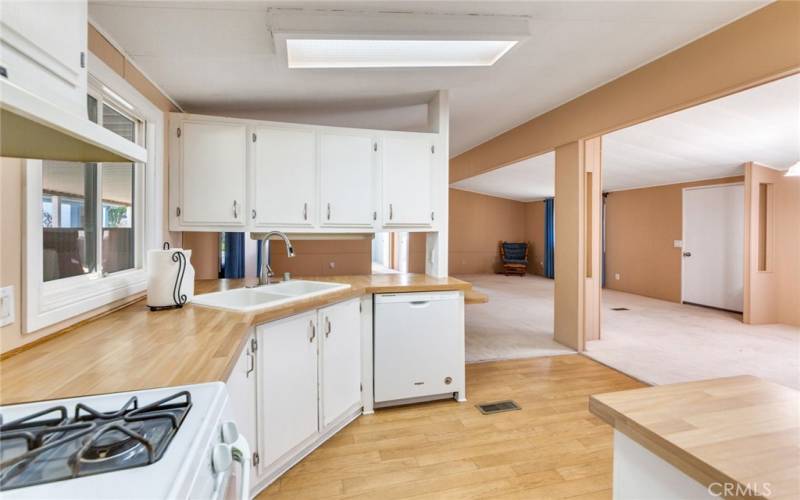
257;355;643;499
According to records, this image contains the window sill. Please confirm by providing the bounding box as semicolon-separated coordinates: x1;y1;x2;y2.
28;269;146;333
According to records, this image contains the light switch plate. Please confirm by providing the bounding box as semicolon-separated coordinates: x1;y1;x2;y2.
0;286;14;327
673;240;683;248
614;273;621;281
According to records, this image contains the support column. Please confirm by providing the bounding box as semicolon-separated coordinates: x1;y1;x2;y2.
553;137;602;351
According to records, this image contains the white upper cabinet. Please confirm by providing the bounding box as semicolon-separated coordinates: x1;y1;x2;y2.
252;126;316;228
0;0;87;116
319;299;362;427
176;120;247;227
319;132;376;228
381;133;435;227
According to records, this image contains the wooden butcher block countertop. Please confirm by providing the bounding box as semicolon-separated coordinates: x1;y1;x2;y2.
0;274;470;406
590;376;800;500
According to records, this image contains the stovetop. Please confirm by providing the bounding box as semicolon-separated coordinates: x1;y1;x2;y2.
0;391;192;491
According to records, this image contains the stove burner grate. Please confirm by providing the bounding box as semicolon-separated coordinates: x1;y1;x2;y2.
0;391;192;491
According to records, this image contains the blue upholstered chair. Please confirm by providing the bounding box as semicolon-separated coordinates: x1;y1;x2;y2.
499;241;529;276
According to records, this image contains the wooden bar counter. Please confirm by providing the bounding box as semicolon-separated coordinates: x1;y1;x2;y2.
590;376;800;500
0;274;470;406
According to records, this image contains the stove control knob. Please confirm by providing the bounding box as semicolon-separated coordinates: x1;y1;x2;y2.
221;421;240;445
212;443;232;474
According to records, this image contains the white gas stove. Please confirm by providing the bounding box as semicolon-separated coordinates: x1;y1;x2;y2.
0;383;250;499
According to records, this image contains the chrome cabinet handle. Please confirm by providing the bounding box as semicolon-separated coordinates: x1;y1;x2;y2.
245;350;255;377
327;203;331;220
309;320;316;343
325;317;332;337
683;251;692;257
431;211;435;221
389;204;393;220
233;200;239;218
303;202;308;221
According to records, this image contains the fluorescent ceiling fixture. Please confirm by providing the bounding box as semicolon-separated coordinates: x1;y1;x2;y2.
286;39;517;68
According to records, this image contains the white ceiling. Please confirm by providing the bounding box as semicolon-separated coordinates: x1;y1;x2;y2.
450;74;800;201
88;1;768;156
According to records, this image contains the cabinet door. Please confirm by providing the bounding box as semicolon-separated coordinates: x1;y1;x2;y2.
179;121;247;226
382;134;434;226
319;132;376;227
257;311;319;467
226;334;258;476
0;0;87;115
252;126;316;227
320;299;361;427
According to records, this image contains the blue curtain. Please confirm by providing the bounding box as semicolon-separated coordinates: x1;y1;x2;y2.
544;198;555;279
222;232;245;279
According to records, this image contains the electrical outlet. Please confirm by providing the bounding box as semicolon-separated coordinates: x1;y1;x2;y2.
614;273;621;281
0;286;15;327
329;261;335;269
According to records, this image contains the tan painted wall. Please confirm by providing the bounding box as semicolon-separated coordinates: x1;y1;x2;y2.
267;240;372;276
0;26;179;354
605;176;744;303
450;2;800;183
524;201;546;276
182;232;220;280
448;189;528;274
744;163;800;326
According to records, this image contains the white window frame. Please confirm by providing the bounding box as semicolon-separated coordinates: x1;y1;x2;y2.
24;54;164;333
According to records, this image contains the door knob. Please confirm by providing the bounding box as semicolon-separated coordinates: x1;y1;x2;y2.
683;251;692;257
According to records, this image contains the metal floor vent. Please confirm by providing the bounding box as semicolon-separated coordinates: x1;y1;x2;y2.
611;307;630;311
476;400;521;415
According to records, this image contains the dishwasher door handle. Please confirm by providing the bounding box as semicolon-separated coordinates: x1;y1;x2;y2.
409;301;430;307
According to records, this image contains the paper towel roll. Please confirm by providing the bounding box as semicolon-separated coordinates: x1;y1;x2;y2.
147;248;195;309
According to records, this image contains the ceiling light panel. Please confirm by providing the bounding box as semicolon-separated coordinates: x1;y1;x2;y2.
286;39;518;69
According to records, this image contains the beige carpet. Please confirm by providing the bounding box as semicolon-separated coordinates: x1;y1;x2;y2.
457;274;574;362
460;274;800;389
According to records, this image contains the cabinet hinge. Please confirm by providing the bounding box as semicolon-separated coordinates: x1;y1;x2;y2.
80;52;85;69
251;337;258;352
176;207;181;217
252;133;257;143
252;452;260;466
431;145;435;154
177;127;181;138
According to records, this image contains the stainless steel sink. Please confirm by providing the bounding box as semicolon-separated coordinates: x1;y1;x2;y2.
192;280;351;313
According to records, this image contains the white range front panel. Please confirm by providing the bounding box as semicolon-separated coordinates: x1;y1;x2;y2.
0;383;237;500
374;291;463;403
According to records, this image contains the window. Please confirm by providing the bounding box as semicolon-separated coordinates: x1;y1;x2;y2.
41;93;141;282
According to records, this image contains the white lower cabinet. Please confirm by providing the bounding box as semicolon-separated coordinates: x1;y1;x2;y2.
226;298;362;493
320;299;362;427
258;310;319;467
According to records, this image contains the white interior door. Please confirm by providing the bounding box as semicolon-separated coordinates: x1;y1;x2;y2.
682;184;744;312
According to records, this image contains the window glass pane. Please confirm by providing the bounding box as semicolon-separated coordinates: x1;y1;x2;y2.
42;161;97;282
102;104;135;141
87;95;98;124
102;163;135;274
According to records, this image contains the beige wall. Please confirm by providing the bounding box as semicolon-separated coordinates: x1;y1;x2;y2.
267;240;372;276
744;163;800;326
448;189;528;274
0;25;179;355
605;176;744;303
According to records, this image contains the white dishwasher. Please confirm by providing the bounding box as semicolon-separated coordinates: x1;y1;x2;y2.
374;291;465;405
